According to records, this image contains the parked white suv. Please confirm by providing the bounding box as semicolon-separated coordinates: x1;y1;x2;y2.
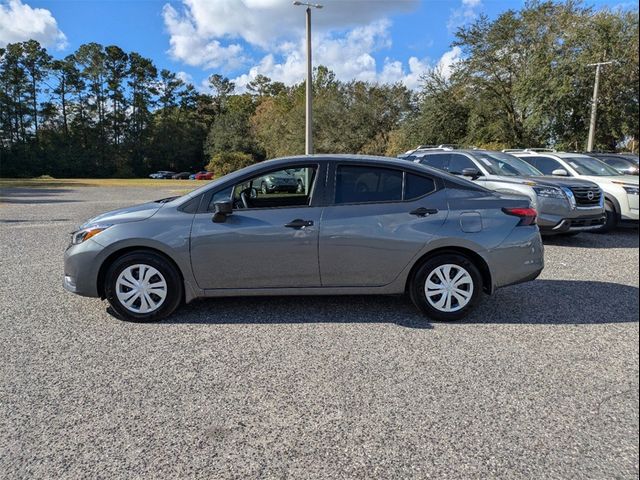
510;150;639;231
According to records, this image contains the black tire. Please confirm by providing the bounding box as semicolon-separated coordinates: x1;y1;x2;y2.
104;251;183;322
409;253;483;321
594;200;618;233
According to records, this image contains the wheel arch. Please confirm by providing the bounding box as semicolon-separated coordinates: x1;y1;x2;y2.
604;193;621;216
97;246;185;299
405;246;493;295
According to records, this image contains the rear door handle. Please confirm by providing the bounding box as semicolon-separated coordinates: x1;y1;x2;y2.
285;219;314;229
410;207;438;217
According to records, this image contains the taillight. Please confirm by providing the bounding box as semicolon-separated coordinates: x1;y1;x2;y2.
502;207;537;226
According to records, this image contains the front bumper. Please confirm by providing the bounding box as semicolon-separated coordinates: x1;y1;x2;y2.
541;214;606;235
63;238;104;297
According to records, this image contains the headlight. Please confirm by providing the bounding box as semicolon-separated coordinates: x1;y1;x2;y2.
623;185;639;195
70;224;111;245
533;186;566;199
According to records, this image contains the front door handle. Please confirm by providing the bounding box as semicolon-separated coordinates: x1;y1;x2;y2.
410;207;438;217
285;219;314;229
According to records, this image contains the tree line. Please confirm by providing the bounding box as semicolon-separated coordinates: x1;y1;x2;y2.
0;1;637;178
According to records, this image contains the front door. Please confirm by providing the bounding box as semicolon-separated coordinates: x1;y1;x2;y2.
190;165;322;289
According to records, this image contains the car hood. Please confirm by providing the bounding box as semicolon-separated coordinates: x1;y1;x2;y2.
578;175;639;186
522;176;601;188
81;201;164;228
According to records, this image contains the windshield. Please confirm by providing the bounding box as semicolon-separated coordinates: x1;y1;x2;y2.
474;152;543;176
564;156;620;176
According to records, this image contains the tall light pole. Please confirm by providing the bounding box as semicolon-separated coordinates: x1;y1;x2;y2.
293;1;323;155
586;60;613;152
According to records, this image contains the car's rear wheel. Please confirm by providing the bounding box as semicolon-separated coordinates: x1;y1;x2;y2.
409;254;483;321
594;200;618;233
104;251;183;322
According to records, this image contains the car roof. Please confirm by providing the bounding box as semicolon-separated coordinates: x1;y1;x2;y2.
512;151;590;159
258;153;419;168
180;153;488;202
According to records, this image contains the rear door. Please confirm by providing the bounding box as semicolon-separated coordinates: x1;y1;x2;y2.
318;163;448;287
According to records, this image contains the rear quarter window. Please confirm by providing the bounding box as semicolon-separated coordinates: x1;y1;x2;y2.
405;173;436;200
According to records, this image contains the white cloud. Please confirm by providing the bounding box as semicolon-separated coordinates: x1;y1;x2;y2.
162;0;416;72
175;71;193;84
447;0;483;31
0;0;67;49
436;46;462;79
231;20;436;91
231;41;460;92
163;3;246;69
162;0;462;91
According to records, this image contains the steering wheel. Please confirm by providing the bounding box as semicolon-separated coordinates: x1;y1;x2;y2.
238;187;257;209
240;190;250;209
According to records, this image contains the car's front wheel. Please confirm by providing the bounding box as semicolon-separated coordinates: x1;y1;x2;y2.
104;251;183;322
594;200;618;233
409;254;483;321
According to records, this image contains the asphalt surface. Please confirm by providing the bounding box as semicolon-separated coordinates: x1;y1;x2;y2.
0;185;638;479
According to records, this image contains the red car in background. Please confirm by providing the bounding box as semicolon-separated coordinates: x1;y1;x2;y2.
194;171;214;180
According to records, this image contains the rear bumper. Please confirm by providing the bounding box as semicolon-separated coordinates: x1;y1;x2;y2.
485;226;544;292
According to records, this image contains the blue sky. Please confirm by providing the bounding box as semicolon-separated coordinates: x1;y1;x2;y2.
1;0;635;90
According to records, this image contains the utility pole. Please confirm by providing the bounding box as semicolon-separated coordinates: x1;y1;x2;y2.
586;60;613;152
293;1;323;155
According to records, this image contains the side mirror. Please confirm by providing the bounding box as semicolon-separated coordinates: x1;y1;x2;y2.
461;167;481;179
551;169;568;176
212;201;233;223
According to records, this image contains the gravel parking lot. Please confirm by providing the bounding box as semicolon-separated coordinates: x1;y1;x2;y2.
1;185;638;479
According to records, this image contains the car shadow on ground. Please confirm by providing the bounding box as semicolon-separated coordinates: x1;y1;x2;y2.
0;188;83;205
543;229;639;249
139;280;638;328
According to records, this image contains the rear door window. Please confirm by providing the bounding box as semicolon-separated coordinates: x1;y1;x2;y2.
448;154;477;175
335;166;403;204
335;166;437;204
524;156;563;174
415;154;449;172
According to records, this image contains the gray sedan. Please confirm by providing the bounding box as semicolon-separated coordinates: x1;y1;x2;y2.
64;155;544;322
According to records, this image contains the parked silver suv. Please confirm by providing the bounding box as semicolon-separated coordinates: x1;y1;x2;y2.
404;148;605;235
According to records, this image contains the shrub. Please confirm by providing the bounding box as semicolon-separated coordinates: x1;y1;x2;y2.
206;151;255;176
